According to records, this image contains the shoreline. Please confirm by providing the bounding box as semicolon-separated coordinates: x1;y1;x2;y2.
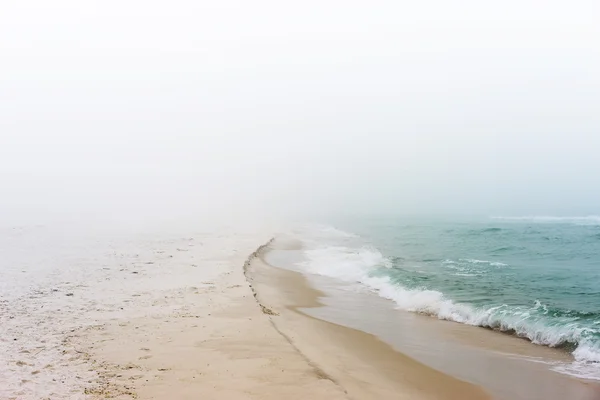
77;233;488;400
16;229;596;399
258;239;600;400
245;242;491;399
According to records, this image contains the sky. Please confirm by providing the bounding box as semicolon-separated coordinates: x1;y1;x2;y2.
1;0;599;223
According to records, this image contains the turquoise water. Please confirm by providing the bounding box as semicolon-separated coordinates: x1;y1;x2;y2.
293;216;600;379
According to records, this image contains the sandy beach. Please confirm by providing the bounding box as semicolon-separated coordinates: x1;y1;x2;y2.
76;236;351;400
1;223;291;399
0;223;344;399
2;222;489;399
4;224;600;400
78;233;491;400
70;236;486;400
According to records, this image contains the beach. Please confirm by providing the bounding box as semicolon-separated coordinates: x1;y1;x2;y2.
246;241;490;400
0;221;485;400
78;238;477;400
75;236;351;400
0;221;301;399
3;221;600;399
2;0;598;397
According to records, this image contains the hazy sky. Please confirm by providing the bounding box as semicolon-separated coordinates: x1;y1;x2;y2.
1;0;599;222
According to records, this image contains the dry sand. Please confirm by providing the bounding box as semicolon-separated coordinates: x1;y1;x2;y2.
2;225;313;399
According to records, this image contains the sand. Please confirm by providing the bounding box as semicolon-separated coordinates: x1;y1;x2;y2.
2;224;306;399
76;238;348;400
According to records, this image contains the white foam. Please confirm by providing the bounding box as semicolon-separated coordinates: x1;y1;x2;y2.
573;342;600;363
553;358;600;381
462;258;490;264
300;246;391;282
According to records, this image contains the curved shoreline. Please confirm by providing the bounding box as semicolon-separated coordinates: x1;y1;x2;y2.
254;237;600;400
244;240;491;400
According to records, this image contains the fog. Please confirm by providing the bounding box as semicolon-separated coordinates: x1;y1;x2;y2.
1;0;599;224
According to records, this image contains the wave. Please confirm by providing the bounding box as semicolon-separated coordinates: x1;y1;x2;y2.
296;226;600;379
491;216;600;225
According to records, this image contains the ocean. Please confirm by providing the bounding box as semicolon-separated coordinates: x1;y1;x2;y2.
289;216;600;381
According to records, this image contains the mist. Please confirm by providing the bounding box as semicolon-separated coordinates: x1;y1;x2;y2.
2;0;599;224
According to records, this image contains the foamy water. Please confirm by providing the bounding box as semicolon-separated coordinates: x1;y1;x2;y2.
0;221;268;399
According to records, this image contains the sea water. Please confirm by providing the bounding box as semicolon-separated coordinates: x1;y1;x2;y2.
291;216;600;380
